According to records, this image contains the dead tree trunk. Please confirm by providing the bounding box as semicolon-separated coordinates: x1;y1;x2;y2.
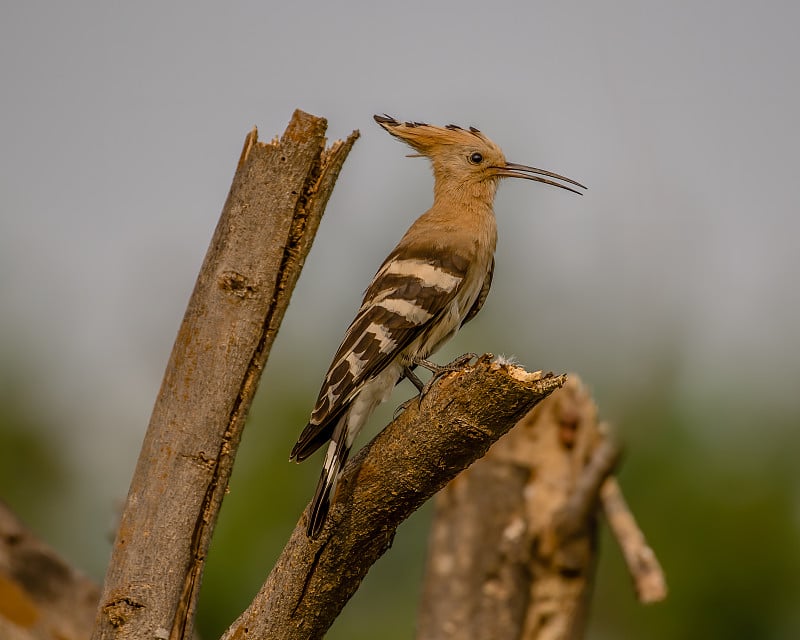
91;111;358;640
416;376;667;640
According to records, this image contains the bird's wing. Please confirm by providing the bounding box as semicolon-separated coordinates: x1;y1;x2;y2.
290;249;469;460
461;256;493;327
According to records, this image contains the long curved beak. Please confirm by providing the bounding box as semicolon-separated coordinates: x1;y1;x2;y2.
493;162;587;195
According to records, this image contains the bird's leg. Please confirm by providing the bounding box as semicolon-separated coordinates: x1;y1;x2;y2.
393;355;476;419
393;366;425;419
403;365;425;393
412;353;477;398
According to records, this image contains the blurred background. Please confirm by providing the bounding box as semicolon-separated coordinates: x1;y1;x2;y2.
1;2;799;638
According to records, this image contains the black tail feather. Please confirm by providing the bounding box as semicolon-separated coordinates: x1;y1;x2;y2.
307;476;334;538
306;417;351;538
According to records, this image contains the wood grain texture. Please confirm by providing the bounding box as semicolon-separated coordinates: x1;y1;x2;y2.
91;111;358;640
417;376;635;640
221;358;566;640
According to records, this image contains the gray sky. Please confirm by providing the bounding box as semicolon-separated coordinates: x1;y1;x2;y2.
1;2;799;571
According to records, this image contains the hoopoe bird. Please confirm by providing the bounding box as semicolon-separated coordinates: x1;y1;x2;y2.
291;115;585;538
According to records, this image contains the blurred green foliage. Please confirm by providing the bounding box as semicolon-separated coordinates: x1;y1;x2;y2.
591;366;800;640
0;367;71;535
0;349;798;639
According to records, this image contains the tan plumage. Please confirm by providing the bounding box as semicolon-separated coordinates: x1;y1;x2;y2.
291;115;585;538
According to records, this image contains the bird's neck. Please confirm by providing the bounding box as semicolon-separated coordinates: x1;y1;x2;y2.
433;177;498;209
417;183;498;263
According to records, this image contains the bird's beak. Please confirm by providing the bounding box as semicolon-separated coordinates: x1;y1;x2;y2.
492;162;587;195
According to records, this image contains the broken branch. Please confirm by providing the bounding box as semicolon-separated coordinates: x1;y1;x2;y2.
91;111;358;640
221;359;566;640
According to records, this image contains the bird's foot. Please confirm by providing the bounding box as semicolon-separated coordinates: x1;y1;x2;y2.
394;355;476;419
413;353;477;376
393;395;418;420
412;353;477;398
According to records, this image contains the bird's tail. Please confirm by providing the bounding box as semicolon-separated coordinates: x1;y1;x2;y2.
307;414;351;538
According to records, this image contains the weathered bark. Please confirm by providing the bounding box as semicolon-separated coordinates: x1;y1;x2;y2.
419;455;532;639
91;111;358;640
0;500;99;640
417;375;666;640
221;359;567;640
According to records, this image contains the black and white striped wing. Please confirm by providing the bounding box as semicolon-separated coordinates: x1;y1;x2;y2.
290;251;468;460
461;256;493;327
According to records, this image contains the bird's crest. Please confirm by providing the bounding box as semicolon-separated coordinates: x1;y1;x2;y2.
373;114;498;157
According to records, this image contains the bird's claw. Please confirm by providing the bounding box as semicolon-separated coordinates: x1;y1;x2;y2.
413;352;477;398
395;354;477;418
413;352;477;376
393;396;418;420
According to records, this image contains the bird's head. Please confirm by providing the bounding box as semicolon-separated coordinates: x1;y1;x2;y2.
373;114;585;201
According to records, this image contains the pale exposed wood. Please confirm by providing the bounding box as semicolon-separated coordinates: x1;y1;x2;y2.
221;358;567;640
0;500;99;640
601;477;668;603
91;111;358;640
417;375;666;640
418;456;531;639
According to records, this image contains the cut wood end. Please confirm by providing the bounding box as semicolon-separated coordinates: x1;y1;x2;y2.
470;353;567;391
507;367;567;393
283;109;328;144
503;365;543;383
239;112;355;174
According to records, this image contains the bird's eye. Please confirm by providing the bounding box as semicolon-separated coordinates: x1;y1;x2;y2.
468;152;483;165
